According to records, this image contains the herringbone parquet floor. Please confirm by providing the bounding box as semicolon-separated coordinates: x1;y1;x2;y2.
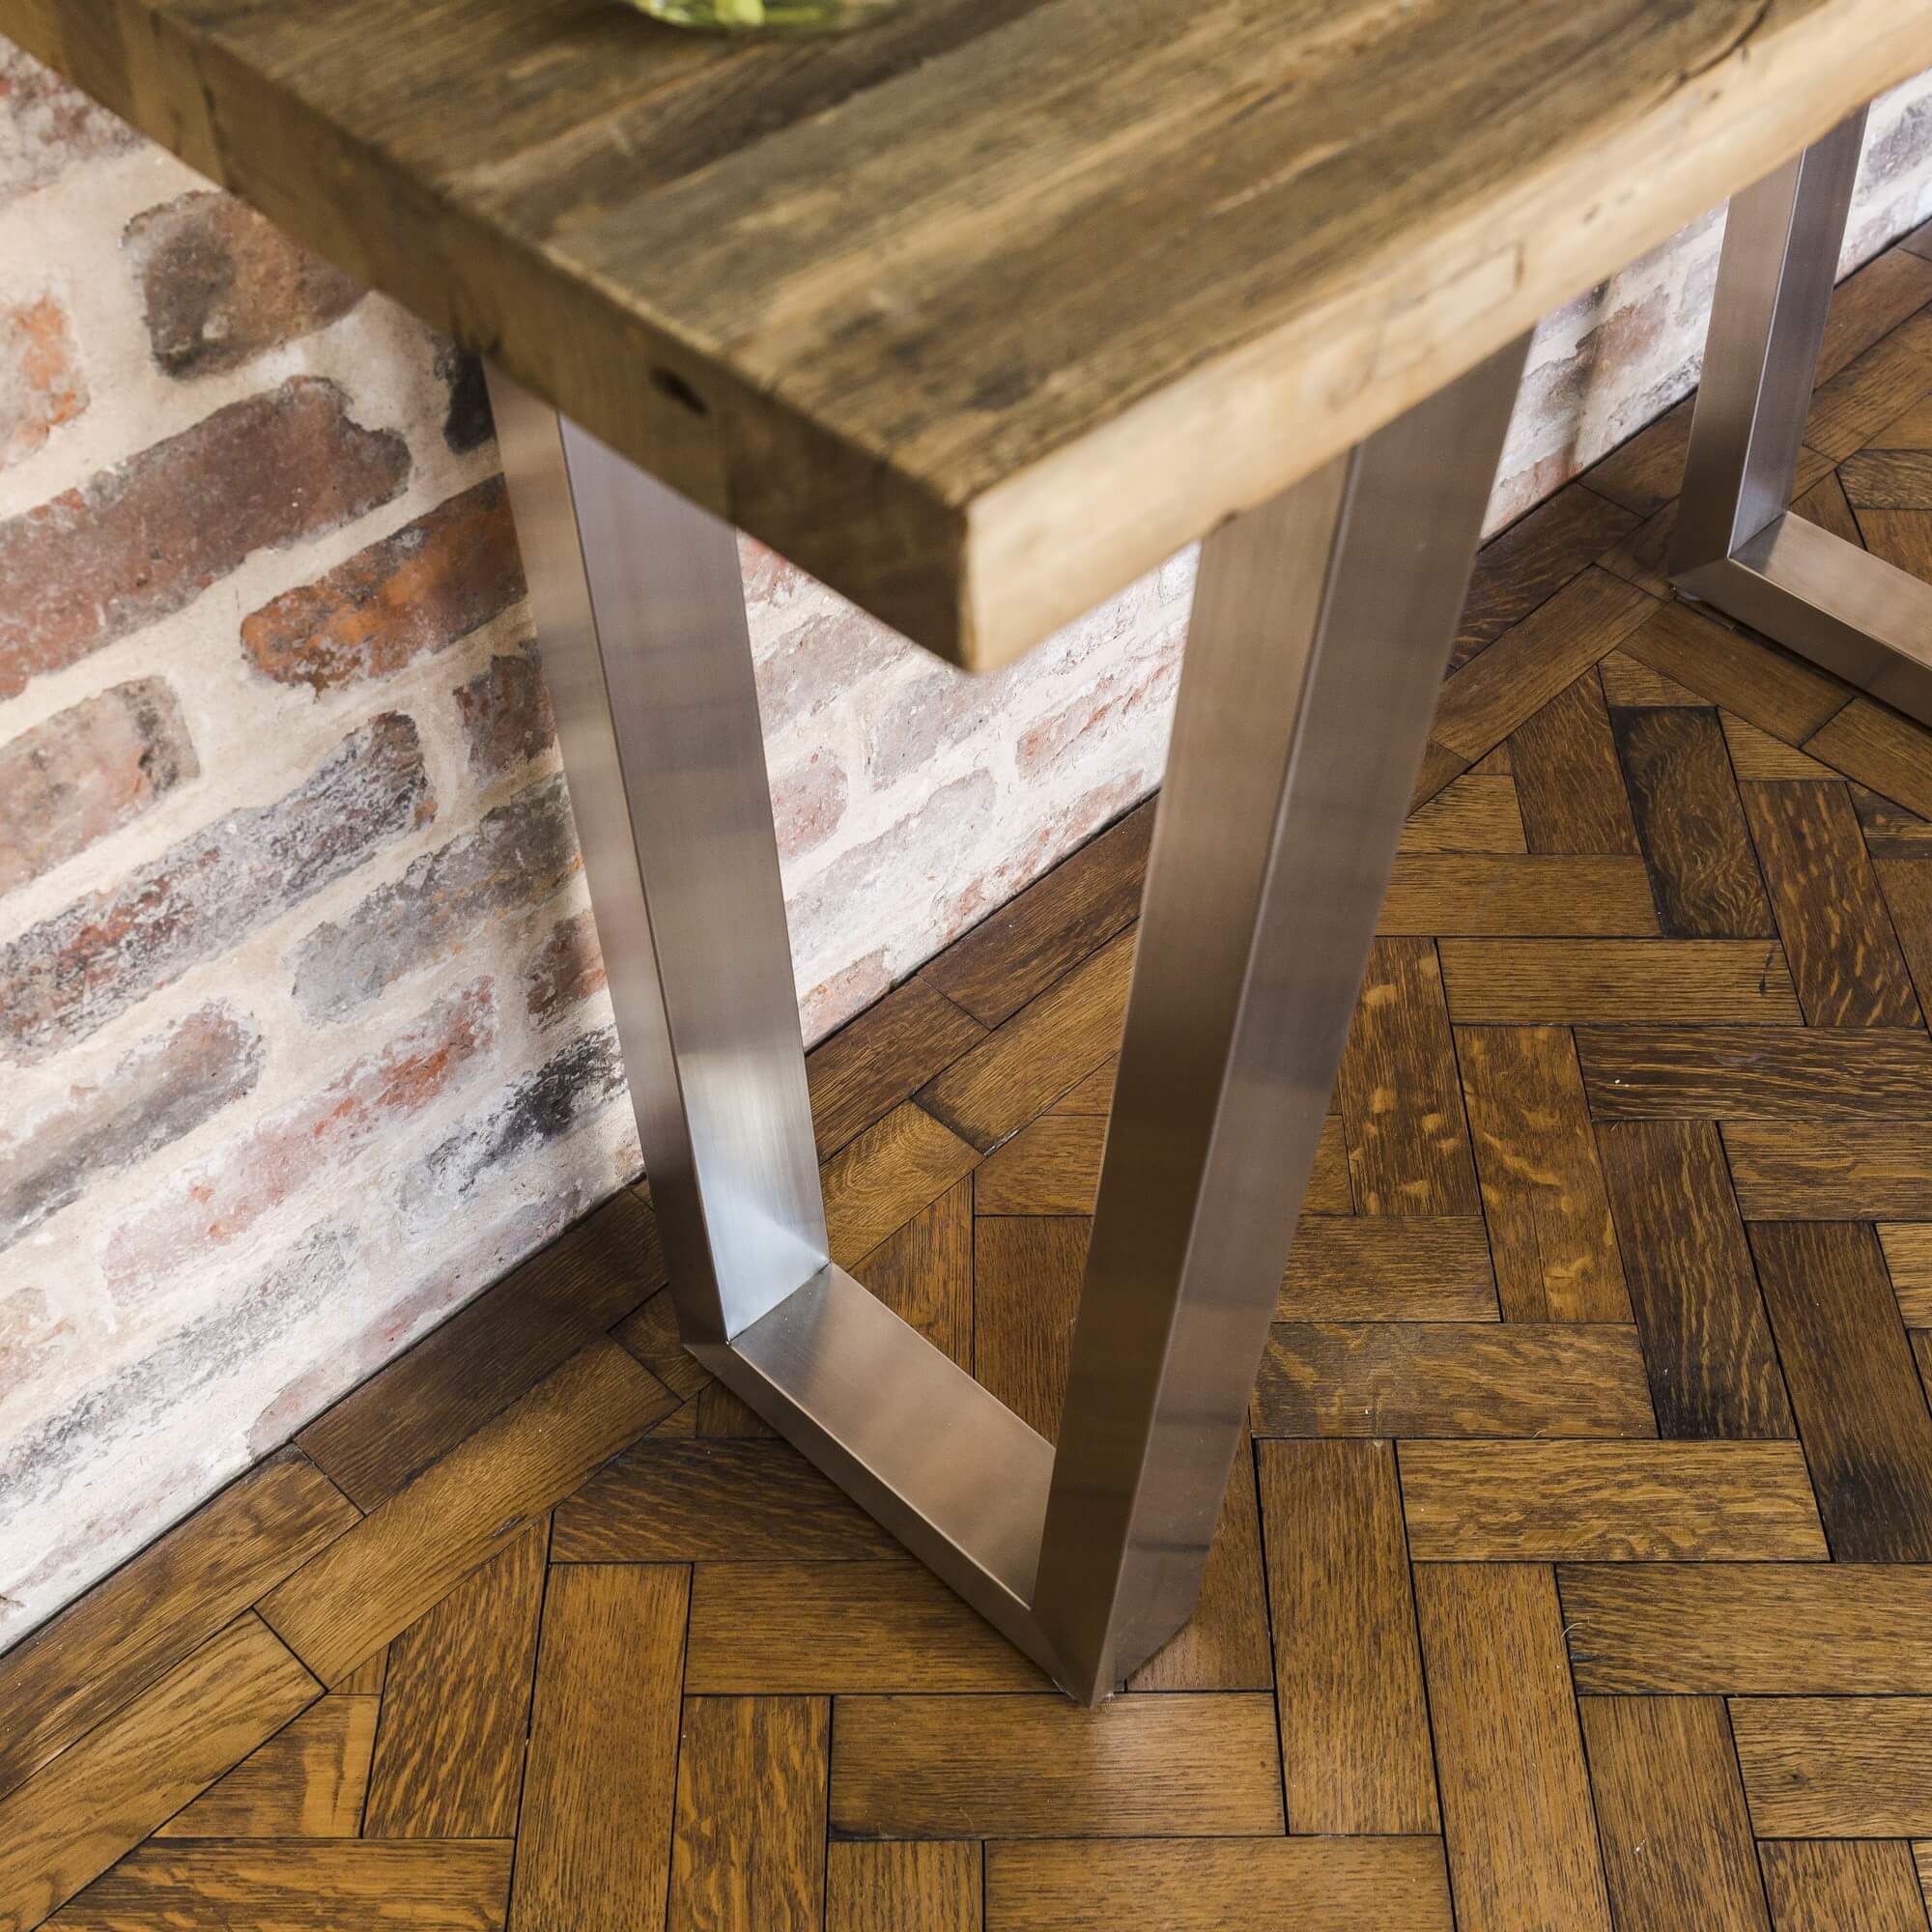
12;230;1932;1931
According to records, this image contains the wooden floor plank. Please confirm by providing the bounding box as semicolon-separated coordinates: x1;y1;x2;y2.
1600;648;1708;707
973;1214;1085;1439
45;1841;514;1931
1727;1122;1932;1219
849;1174;974;1368
1806;309;1932;461
1723;710;1836;780
551;1439;894;1561
360;1519;547;1839
1306;1113;1354;1213
973;1112;1104;1215
829;1694;1284;1839
1612;704;1776;937
1878;1223;1932;1325
1580;1027;1932;1120
1438;938;1804;1023
1757;1839;1930;1932
1278;1217;1498;1322
822;1101;980;1267
685;1557;1045;1693
260;1340;674;1685
1508;668;1642;855
1739;781;1920;1025
1456;1025;1632;1321
154;1693;378;1838
920;801;1151;1029
1335;939;1482;1217
514;1564;688;1932
1731;1699;1932;1837
668;1697;830;1932
1375;854;1659;934
984;1838;1454;1932
827;1842;981;1932
298;1189;667;1510
1397;774;1526;854
1126;1446;1273;1691
1807;697;1932;821
0;1448;353;1801
0;1616;317;1931
807;976;986;1160
611;1287;711;1404
1874;855;1932;1029
1560;1564;1932;1693
1252;1322;1656;1437
1398;1441;1825;1560
1413;1564;1613;1932
1259;1440;1437;1833
1578;1696;1771;1932
1749;1220;1932;1561
1597;1119;1795;1438
917;926;1133;1151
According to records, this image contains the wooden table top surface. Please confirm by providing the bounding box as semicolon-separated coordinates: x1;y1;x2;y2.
8;0;1932;668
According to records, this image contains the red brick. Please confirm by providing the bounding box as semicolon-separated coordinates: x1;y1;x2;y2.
242;477;525;692
0;289;86;469
772;751;848;861
0;45;138;209
124;189;364;379
289;774;576;1021
102;979;496;1299
0;378;410;700
455;642;554;775
0;713;431;1064
0;1003;262;1247
0;676;198;894
523;909;606;1031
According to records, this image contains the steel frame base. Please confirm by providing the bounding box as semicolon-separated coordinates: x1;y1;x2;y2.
485;336;1527;1704
1673;105;1932;719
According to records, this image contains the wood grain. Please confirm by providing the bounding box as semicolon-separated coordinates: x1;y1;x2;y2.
298;1188;666;1509
514;1564;688;1932
1375;855;1659;934
1806;697;1932;820
552;1439;893;1562
360;1520;546;1838
45;1841;514;1931
1578;1696;1770;1932
1508;668;1641;855
1279;1216;1498;1321
1613;705;1776;937
1253;1322;1656;1437
1580;1026;1932;1119
1560;1564;1932;1694
0;1616;317;1931
849;1175;974;1367
828;1694;1284;1838
827;1843;981;1932
1739;781;1919;1025
1398;1441;1825;1559
685;1558;1045;1693
973;1214;1086;1438
1456;1025;1631;1321
1730;1699;1932;1836
1413;1564;1613;1932
984;1838;1454;1932
155;1694;378;1839
260;1340;673;1684
669;1697;829;1932
918;927;1132;1151
1597;1121;1795;1438
921;802;1151;1025
821;1101;980;1266
1748;1222;1932;1561
1437;939;1804;1023
974;1113;1104;1215
1874;855;1932;1027
807;976;984;1159
0;1448;352;1801
1616;600;1849;744
1724;711;1836;780
1727;1122;1932;1218
1807;309;1932;460
1397;775;1526;854
1335;939;1482;1217
1757;1839;1929;1932
1878;1222;1932;1325
1259;1439;1438;1833
613;1288;711;1403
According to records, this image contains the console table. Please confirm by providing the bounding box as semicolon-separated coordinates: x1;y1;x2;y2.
14;0;1931;1703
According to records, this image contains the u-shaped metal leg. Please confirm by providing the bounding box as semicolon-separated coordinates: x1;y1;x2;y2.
486;334;1527;1702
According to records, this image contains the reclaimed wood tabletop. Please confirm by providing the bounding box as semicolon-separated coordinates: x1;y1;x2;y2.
6;0;1932;666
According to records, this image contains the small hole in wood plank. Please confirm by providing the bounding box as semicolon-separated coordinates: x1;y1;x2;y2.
650;366;709;417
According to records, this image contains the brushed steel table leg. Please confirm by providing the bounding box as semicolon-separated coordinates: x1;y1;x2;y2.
485;336;1525;1702
1673;106;1932;721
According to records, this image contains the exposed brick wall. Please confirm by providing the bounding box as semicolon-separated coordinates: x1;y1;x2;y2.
3;35;1931;1650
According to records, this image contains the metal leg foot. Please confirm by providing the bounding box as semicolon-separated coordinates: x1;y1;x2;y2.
1673;107;1932;720
485;336;1526;1702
